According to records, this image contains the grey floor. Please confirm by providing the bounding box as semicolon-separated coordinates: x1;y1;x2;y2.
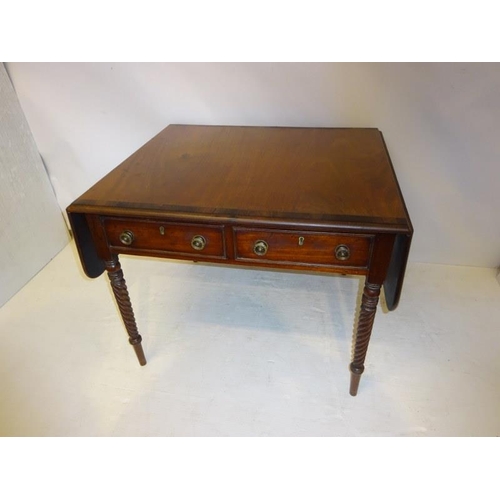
0;243;499;436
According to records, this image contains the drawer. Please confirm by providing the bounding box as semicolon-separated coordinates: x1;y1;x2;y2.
103;218;226;258
233;227;372;268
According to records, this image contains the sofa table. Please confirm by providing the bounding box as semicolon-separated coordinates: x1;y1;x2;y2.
67;125;413;396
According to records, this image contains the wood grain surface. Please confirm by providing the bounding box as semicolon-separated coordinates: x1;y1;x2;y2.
233;227;371;268
70;125;411;227
66;124;413;394
104;217;226;258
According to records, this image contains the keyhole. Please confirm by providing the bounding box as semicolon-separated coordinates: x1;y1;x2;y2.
298;236;305;246
159;226;165;235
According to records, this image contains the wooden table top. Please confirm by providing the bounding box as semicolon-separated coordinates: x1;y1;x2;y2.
70;125;411;231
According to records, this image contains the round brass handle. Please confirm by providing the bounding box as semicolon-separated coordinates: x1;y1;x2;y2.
253;240;269;256
119;230;134;246
191;235;206;251
335;244;350;261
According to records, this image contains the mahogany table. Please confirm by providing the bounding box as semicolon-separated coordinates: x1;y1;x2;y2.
67;125;412;395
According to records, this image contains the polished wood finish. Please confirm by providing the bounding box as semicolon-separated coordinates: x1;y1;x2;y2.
67;125;413;395
233;227;371;269
349;282;381;396
105;257;146;366
104;218;227;259
71;126;409;227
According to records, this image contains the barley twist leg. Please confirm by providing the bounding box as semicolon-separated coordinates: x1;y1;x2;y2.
349;281;381;396
106;258;146;366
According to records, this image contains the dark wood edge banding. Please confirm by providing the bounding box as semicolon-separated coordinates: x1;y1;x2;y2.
67;203;411;234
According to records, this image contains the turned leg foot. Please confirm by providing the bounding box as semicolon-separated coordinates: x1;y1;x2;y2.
350;281;380;396
106;258;147;366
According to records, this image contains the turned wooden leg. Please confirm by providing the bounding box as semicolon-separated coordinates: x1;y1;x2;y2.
105;258;147;366
349;281;381;396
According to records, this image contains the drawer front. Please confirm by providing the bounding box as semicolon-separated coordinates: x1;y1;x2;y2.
103;218;226;258
234;228;371;268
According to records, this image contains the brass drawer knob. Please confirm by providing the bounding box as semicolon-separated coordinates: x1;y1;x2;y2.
191;235;206;251
253;240;269;256
335;244;350;261
119;230;135;246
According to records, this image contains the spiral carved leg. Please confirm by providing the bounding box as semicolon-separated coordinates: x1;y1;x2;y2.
106;259;147;366
350;282;381;396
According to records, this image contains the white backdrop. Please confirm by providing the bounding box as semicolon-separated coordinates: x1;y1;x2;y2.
5;62;500;267
0;63;68;306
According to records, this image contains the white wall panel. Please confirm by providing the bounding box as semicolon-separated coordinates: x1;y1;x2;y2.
0;63;69;307
5;62;500;267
